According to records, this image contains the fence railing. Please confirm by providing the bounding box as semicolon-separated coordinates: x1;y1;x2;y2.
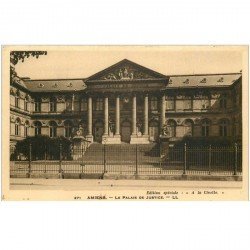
10;143;242;178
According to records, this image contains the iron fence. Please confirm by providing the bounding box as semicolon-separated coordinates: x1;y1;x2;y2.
10;143;242;178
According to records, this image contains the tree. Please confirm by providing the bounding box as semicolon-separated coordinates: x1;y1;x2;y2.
49;136;72;160
14;135;72;160
10;51;47;81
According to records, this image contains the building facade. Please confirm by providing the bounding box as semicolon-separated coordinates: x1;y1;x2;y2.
10;59;242;148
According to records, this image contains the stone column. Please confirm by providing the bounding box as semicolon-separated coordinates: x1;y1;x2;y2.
86;96;93;142
143;94;149;135
104;96;109;135
161;94;166;132
132;94;137;135
115;96;120;135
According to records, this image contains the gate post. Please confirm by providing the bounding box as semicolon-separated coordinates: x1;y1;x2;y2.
59;143;62;178
104;144;107;174
208;144;212;175
183;143;187;175
28;143;32;178
234;143;238;176
44;145;47;173
81;145;84;174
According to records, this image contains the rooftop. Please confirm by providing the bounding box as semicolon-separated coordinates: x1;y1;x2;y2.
19;72;241;92
168;73;241;88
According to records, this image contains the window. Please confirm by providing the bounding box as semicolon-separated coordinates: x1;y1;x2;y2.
24;97;28;111
166;96;175;110
15;96;19;108
167;120;176;137
24;121;29;137
201;119;210;137
34;121;42;135
15;119;20;136
183;97;192;110
64;120;73;138
219;95;227;109
201;98;210;109
95;98;103;111
150;97;158;111
80;98;87;111
149;120;159;142
65;97;72;111
35;98;41;112
49;97;57;112
219;119;229;137
49;121;57;138
184;120;193;136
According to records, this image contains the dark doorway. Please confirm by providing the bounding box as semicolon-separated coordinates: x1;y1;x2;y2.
94;121;104;143
121;121;131;143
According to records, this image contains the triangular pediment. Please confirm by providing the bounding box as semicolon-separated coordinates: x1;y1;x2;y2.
86;59;167;82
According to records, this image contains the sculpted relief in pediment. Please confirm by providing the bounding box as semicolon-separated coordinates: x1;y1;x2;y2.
100;66;153;81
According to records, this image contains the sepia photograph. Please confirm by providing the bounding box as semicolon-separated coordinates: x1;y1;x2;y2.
1;46;248;200
1;2;250;250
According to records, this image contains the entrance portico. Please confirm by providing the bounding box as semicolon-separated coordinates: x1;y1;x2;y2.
84;59;168;144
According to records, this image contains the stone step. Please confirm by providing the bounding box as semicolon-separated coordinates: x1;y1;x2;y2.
80;142;159;162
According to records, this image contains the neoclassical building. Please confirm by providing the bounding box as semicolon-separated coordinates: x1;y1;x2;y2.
10;59;242;148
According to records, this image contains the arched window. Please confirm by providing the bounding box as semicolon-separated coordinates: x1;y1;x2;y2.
219;95;227;109
24;121;29;137
150;96;158;111
34;121;42;135
15;118;21;136
95;98;103;111
49;97;57;112
167;120;176;137
201;119;211;137
24;97;29;111
64;120;73;138
219;119;229;137
49;121;57;138
183;119;193;136
34;98;41;112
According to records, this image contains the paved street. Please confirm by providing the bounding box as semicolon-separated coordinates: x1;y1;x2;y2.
10;178;242;190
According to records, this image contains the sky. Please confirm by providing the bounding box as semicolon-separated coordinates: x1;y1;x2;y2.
14;46;243;79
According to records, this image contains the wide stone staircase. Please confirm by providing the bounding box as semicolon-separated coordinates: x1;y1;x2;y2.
81;142;159;165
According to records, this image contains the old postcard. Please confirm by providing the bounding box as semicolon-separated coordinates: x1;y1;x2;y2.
1;45;248;201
